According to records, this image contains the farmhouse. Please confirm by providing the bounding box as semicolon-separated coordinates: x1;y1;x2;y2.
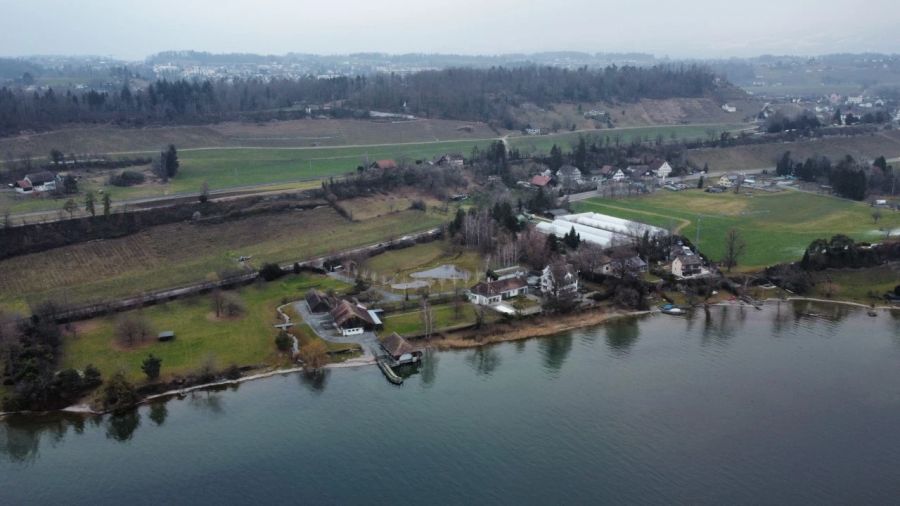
435;154;464;167
305;289;334;313
330;299;381;336
649;160;673;179
468;276;528;305
15;171;58;194
380;332;423;366
540;264;579;297
611;169;627;182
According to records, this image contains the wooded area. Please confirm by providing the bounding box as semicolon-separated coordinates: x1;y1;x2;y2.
0;65;721;135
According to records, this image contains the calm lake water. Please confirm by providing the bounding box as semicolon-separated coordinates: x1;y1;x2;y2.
2;302;900;505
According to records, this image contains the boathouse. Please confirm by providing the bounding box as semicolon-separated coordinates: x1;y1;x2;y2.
380;332;423;366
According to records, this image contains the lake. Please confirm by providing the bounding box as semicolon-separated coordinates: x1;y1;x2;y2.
2;301;900;505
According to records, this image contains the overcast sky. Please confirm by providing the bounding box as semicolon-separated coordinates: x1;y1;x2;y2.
2;0;899;60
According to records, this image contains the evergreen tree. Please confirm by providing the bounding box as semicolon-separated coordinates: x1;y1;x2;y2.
84;190;95;217
164;144;179;178
102;192;112;216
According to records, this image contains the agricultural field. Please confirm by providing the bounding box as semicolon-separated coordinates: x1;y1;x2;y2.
0;139;492;215
61;273;352;383
573;189;900;270
510;98;758;130
686;130;900;173
361;240;484;292
509;123;747;155
0;118;500;158
0;205;447;314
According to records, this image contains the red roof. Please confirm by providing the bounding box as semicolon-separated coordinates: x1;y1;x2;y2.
374;159;398;170
530;175;551;187
17;179;32;190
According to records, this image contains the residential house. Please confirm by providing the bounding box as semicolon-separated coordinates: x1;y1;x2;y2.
611;169;627;182
721;104;737;113
540;264;579;297
556;165;583;187
305;289;334;313
330;299;381;336
435;154;464;167
600;254;648;277
672;254;703;278
15;171;57;194
468;276;528;305
530;174;551;187
649;160;673;179
525;128;541;136
718;174;736;188
626;165;651;180
380;332;423;366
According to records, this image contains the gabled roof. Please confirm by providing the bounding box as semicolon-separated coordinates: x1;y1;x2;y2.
649;159;669;171
305;289;334;310
530;175;551;187
557;165;581;177
676;255;703;266
25;171;55;185
330;299;375;327
380;332;420;357
470;276;527;297
598;165;616;175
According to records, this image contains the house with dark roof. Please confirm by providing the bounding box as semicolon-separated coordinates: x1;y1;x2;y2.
672;254;703;278
468;276;528;305
540;263;579;297
380;332;423;366
434;154;464;167
305;289;335;313
556;165;583;187
15;171;58;194
330;299;381;336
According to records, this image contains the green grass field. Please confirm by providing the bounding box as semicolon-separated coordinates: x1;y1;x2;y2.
574;189;900;269
508;124;745;154
61;273;350;383
381;303;478;337
809;263;900;305
0;140;493;215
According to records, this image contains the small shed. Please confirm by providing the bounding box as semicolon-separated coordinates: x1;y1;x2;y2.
158;331;176;342
380;332;423;366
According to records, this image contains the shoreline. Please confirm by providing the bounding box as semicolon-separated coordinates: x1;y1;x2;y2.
2;297;895;420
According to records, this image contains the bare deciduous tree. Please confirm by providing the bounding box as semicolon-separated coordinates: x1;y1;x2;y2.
723;228;746;272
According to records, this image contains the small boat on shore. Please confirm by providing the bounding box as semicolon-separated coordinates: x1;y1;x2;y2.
660;303;685;315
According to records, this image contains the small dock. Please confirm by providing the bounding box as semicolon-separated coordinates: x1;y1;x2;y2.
376;356;403;385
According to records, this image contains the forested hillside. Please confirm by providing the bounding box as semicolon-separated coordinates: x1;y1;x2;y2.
0;65;722;135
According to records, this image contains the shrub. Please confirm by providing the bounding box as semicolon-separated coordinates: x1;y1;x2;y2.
275;331;293;352
103;372;139;411
259;263;285;282
108;170;146;187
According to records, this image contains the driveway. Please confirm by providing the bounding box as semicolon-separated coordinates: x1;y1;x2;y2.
293;300;380;358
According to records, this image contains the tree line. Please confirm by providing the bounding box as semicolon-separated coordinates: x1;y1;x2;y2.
0;65;720;135
775;151;897;200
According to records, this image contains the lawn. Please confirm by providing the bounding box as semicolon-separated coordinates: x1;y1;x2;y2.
573;189;900;270
381;303;478;337
0;205;446;314
809;263;900;305
61;273;350;383
361;240;484;291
